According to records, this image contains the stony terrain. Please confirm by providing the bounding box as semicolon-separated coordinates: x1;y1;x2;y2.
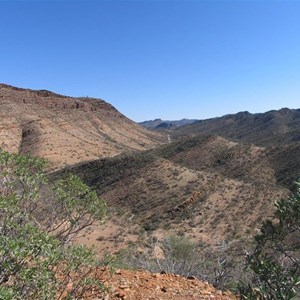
0;84;163;171
54;134;300;257
2;83;299;298
75;268;238;299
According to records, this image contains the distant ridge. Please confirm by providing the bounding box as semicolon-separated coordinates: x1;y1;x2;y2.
139;118;198;129
0;83;163;170
171;108;300;146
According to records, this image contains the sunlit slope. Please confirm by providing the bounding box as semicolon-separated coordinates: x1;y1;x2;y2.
0;84;163;170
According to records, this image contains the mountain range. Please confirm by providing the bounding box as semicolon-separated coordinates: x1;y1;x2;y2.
1;83;300;295
139;118;198;129
168;108;300;146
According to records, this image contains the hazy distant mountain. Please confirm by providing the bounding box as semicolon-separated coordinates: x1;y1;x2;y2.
139;118;198;129
171;108;300;146
0;83;163;171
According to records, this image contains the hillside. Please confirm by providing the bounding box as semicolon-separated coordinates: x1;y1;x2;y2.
2;83;299;295
52;134;300;256
0;84;163;170
169;108;300;146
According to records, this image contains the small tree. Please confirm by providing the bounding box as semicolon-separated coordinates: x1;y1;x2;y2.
238;180;300;299
157;235;199;276
0;149;106;244
45;173;106;243
119;235;201;277
0;149;106;299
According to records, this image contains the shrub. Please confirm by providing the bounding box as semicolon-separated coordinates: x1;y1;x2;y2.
0;149;106;299
238;180;300;299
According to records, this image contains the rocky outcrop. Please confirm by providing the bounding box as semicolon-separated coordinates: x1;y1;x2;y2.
0;84;163;170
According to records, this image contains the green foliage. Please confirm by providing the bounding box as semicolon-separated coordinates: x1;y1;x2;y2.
0;150;47;213
0;149;107;299
162;235;197;265
118;235;239;290
154;235;205;277
52;173;106;243
119;235;201;277
238;180;300;299
54;174;106;221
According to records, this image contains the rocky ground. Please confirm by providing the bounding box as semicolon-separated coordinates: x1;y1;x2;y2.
81;268;238;300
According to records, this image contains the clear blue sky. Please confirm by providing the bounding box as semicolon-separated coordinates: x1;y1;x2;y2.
1;0;300;122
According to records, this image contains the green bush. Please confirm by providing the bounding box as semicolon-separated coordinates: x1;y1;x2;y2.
0;150;106;299
238;180;300;299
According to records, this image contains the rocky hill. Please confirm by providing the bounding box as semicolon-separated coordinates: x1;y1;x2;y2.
0;84;163;170
53;134;300;256
169;108;300;146
2;83;299;296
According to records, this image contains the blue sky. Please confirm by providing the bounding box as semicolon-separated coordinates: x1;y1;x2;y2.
1;0;300;122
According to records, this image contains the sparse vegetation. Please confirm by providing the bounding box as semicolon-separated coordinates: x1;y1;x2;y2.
3;83;300;298
118;234;245;290
114;179;300;298
237;180;300;299
0;150;106;299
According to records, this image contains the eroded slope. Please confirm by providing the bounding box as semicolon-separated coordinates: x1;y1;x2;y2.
0;84;163;170
53;135;299;252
